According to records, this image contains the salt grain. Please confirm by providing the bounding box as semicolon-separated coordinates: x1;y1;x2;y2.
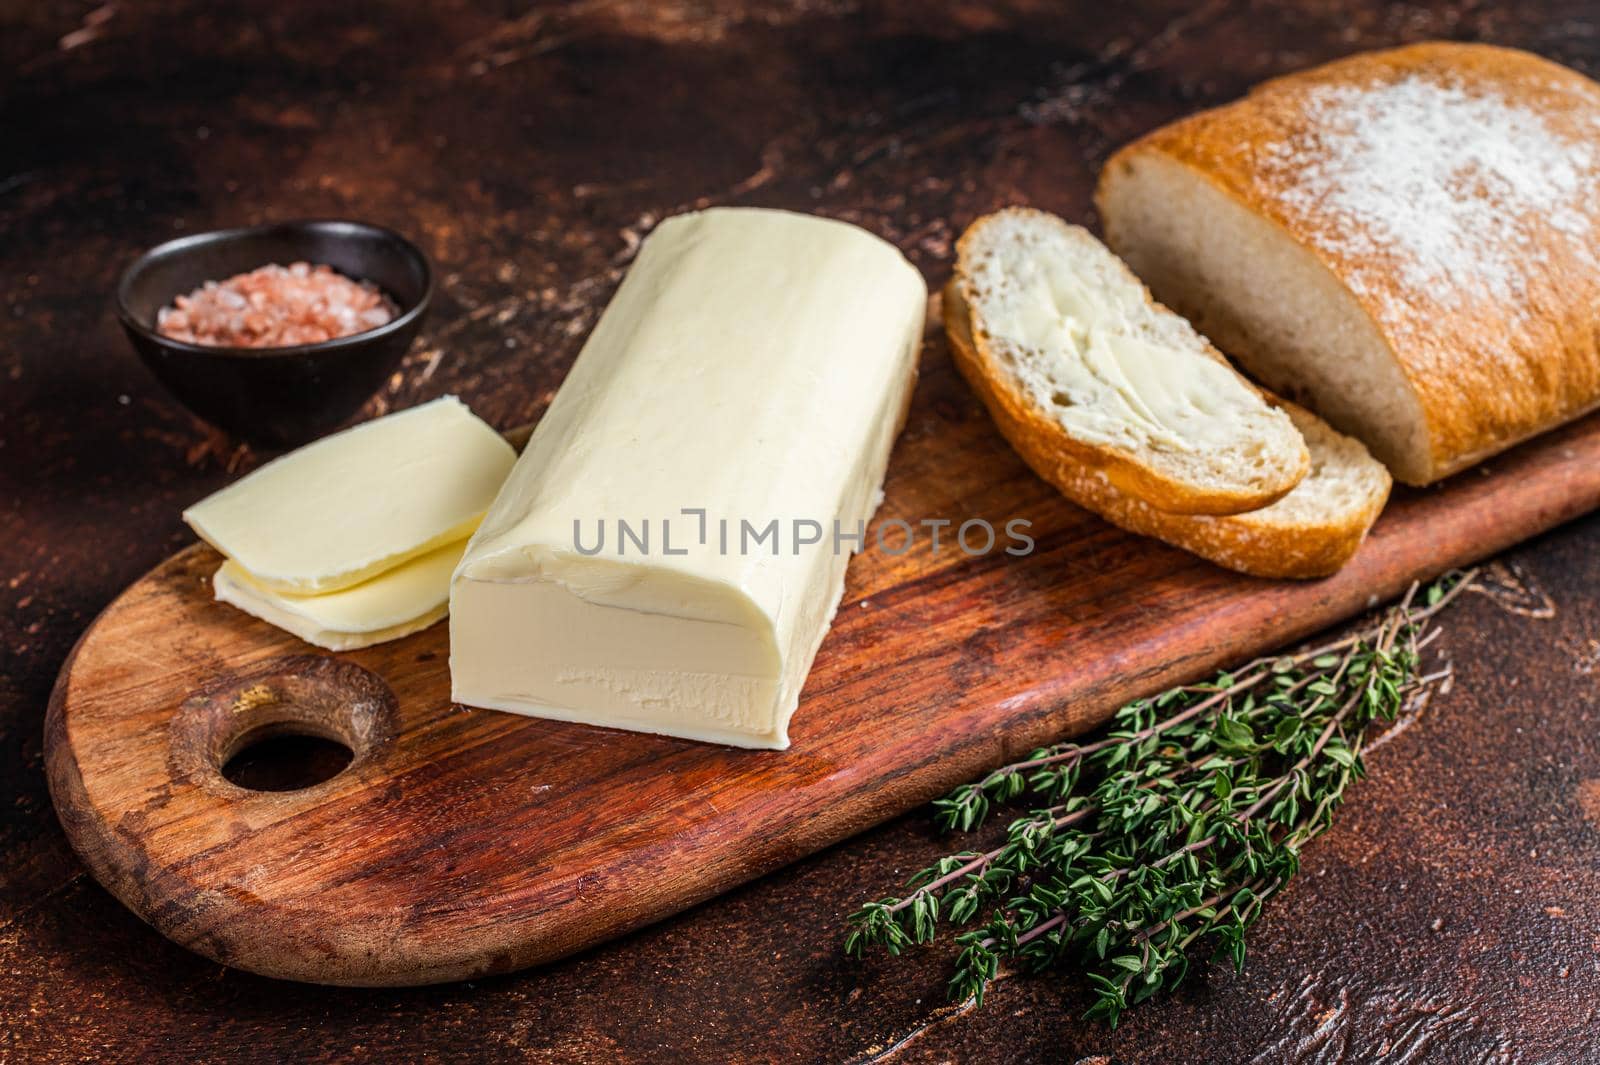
156;262;398;348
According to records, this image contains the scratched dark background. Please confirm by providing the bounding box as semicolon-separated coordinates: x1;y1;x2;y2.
3;1;1599;1062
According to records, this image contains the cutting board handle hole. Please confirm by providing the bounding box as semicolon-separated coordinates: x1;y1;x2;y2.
221;728;355;792
170;656;398;797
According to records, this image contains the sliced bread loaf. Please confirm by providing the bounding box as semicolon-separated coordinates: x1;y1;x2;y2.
947;284;1391;578
951;208;1308;516
1097;43;1600;485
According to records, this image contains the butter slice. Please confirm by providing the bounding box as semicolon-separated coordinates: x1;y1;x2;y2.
449;208;926;749
214;539;465;651
184;397;516;594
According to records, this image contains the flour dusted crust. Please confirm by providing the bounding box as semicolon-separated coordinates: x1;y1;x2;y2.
945;285;1390;579
1099;43;1600;485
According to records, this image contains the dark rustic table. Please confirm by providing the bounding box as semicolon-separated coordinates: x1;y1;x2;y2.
4;2;1599;1061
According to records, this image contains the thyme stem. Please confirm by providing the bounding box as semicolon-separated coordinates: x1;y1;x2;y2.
845;570;1478;1025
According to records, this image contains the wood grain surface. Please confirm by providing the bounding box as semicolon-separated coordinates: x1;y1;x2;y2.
44;343;1600;984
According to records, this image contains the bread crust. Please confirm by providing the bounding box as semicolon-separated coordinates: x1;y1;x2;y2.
945;284;1390;579
953;208;1307;516
1098;42;1600;485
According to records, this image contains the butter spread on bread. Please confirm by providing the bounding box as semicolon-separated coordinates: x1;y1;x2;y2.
951;207;1308;516
1099;42;1600;485
449;208;925;749
946;283;1390;579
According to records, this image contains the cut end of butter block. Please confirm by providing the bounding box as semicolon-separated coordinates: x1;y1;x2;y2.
214;538;466;651
449;207;927;749
450;568;787;747
185;396;516;594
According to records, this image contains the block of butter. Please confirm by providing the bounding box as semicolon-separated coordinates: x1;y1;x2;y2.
450;208;926;748
184;396;516;594
214;539;466;651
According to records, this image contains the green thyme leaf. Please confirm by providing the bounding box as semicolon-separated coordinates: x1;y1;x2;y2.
843;570;1477;1022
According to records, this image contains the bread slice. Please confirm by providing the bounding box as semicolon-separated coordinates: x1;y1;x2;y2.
1057;403;1391;578
947;284;1391;578
952;208;1308;516
1097;43;1600;485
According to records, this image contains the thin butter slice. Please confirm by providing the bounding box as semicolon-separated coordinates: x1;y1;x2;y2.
184;396;515;594
449;207;927;749
214;538;466;651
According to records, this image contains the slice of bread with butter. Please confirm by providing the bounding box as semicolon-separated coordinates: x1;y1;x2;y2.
949;207;1309;517
946;210;1390;579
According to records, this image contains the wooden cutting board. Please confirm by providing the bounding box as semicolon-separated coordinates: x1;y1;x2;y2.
45;348;1600;987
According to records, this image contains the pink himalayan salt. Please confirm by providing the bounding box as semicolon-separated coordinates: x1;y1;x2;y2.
157;262;398;348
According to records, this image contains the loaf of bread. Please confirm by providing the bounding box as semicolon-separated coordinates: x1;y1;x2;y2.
950;207;1308;516
946;279;1391;579
1098;42;1600;485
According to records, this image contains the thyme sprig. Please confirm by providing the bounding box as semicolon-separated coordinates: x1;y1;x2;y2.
845;571;1476;1026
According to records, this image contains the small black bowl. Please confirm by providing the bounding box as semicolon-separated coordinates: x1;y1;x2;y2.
117;220;434;447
